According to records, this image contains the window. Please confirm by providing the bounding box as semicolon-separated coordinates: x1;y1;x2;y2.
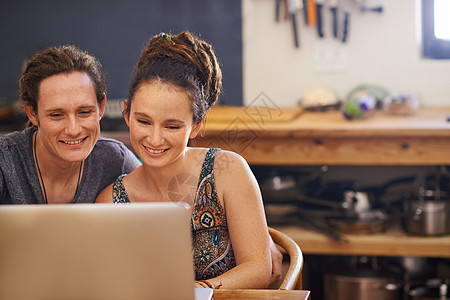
422;0;450;59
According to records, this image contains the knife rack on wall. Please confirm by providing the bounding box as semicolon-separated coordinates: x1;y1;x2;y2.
274;0;383;47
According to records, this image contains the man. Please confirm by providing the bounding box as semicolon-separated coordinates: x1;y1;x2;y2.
0;45;140;204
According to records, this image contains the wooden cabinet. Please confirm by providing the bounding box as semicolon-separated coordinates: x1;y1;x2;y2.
192;106;450;258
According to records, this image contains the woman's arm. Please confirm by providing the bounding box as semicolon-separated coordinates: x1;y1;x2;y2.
95;184;114;203
206;150;272;289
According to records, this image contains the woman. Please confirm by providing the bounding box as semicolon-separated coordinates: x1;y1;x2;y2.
0;45;141;204
96;32;274;289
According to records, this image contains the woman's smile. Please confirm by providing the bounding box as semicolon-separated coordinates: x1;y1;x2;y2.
143;146;167;155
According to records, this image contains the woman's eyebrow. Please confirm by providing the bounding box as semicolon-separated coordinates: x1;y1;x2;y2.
133;112;185;123
133;111;150;118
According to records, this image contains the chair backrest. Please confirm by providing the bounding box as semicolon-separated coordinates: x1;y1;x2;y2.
268;227;304;290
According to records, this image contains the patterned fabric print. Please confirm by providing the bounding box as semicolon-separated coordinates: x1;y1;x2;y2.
191;148;236;280
112;174;130;203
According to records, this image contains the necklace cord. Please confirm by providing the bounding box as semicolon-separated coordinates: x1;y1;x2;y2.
33;132;83;204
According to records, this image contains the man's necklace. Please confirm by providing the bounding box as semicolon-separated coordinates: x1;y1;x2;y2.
33;132;83;204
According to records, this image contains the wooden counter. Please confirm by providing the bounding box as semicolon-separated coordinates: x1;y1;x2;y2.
213;289;310;300
193;106;450;165
274;225;450;258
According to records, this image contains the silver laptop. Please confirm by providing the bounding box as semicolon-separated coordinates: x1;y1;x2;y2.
0;203;213;300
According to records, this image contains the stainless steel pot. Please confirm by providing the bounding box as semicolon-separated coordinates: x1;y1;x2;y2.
324;269;401;300
403;188;450;236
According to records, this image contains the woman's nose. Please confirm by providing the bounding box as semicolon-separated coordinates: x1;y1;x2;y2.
148;127;164;146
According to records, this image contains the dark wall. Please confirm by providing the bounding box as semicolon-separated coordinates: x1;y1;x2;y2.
0;0;242;105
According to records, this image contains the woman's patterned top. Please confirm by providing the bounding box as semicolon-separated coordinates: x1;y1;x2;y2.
111;148;236;280
191;148;236;280
112;174;129;203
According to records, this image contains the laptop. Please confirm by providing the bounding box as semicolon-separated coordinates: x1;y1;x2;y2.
0;203;213;300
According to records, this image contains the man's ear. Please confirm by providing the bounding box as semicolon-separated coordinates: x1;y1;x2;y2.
123;100;130;127
98;93;106;119
23;103;39;127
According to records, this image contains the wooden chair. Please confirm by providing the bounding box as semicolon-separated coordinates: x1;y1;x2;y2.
268;227;304;290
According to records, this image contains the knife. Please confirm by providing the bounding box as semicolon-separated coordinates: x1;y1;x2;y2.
276;0;280;22
359;4;383;13
315;0;325;38
302;0;308;24
328;0;338;38
307;0;317;26
339;0;352;43
355;0;383;13
287;0;302;48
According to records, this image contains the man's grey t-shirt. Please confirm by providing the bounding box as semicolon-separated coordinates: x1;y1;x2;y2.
0;127;141;204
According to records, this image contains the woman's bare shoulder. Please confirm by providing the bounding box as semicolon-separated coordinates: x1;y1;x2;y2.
214;149;249;172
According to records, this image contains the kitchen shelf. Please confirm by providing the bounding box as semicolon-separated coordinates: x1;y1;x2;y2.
274;225;450;258
193;106;450;165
